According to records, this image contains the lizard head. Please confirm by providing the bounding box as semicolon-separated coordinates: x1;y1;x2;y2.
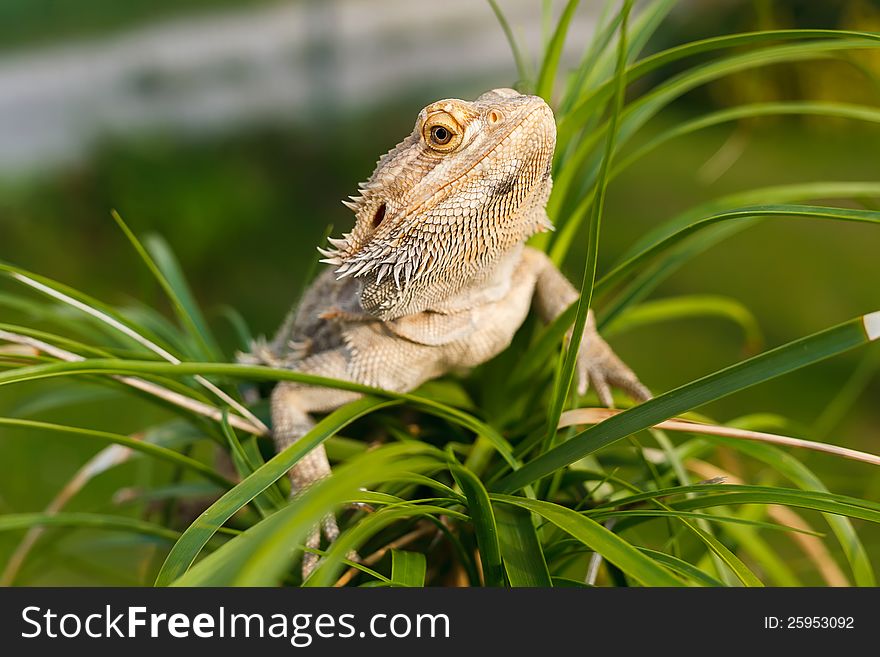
318;88;556;319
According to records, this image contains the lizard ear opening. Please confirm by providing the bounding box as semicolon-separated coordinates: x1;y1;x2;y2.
372;203;387;229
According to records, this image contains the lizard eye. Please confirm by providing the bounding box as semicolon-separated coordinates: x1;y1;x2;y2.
423;114;463;152
431;126;451;145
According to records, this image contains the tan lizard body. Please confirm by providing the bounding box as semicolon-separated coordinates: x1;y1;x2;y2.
241;88;649;575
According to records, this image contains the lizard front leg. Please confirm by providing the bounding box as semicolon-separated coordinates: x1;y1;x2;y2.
270;348;361;577
526;247;651;406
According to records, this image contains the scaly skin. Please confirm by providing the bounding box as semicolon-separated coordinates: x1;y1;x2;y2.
240;88;650;576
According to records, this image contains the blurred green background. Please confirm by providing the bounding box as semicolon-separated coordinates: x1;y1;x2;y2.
0;0;878;584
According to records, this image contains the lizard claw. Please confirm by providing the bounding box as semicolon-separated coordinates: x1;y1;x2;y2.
574;313;651;407
301;513;361;580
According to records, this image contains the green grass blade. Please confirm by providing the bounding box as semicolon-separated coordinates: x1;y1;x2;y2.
599;184;880;327
240;435;287;508
672;515;763;587
171;444;442;586
450;464;504;586
494;502;552;587
111;211;219;361
602;483;880;515
557;30;880;140
0;512;181;542
672;490;880;523
487;0;533;88
550;38;880;256
589;509;823;536
597;205;880;294
498;312;879;493
558;0;623;112
155;396;401;585
638;548;725;587
0;359;521;470
10;383;120;416
622;183;880;262
614;101;880;177
604;295;763;352
578;0;676;93
691;429;877;587
602;483;765;587
1;260;261;431
219;412;284;515
0;417;231;488
812;345;880;442
220;411;257;479
711;512;802;587
390;549;427;587
544;2;631;452
535;0;581;102
304;505;456;587
0;262;179;357
145;233;224;359
216;305;254;352
493;495;682;586
0;322;116;358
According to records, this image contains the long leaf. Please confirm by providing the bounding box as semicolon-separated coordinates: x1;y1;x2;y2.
146;233;224;359
544;1;632;451
155;396;399;585
0;263;180;358
604;295;763;352
111;211;219;361
614;101;880;177
600;184;880;326
494;502;552;587
0;417;230;488
305;505;455;587
487;0;532;88
550;38;880;257
390;549;427;587
597;205;880;294
450;464;504;587
0;513;180;542
638;548;724;587
0;359;520;469
719;421;875;586
498;311;880;493
535;0;581;102
171;444;442;586
558;30;880;140
493;495;682;586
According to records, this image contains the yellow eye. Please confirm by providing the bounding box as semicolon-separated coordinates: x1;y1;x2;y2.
430;125;452;145
422;114;462;152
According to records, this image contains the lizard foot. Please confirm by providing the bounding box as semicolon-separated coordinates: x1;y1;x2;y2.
302;514;361;580
575;313;651;407
236;336;308;367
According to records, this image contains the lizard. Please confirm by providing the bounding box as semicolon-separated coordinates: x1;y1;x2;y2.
239;88;650;576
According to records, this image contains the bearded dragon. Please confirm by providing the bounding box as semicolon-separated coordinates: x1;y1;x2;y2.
241;88;650;575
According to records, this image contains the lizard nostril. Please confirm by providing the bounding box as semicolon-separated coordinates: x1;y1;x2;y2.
372;203;387;229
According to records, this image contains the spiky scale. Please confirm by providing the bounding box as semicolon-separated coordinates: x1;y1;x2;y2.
375;263;390;284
